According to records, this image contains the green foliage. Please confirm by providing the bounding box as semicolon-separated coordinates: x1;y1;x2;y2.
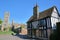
12;27;22;34
0;19;3;24
0;31;14;35
13;29;18;33
11;25;14;31
56;22;60;40
50;30;57;40
50;22;60;40
4;28;7;31
0;19;3;30
7;26;12;31
20;24;25;29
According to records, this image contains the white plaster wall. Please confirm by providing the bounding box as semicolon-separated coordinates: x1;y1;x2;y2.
51;7;59;29
32;21;38;28
51;17;58;29
51;8;59;17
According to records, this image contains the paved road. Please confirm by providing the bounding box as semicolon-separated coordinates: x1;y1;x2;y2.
0;34;39;40
0;35;21;40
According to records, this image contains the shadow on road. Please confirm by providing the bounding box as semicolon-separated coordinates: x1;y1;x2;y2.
14;34;40;40
14;34;31;39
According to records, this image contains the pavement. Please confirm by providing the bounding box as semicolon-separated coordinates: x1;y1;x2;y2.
0;34;39;40
0;29;40;40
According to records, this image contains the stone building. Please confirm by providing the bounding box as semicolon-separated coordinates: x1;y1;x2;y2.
27;4;60;40
1;12;10;31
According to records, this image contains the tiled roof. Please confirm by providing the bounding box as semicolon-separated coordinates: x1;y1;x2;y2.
27;6;58;22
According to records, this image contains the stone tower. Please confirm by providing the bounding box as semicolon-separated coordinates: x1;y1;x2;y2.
4;12;9;27
1;12;10;31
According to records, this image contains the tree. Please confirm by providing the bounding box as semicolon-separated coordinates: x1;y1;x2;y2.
56;22;60;40
0;19;3;24
0;19;3;30
50;22;60;40
11;25;14;31
20;24;26;28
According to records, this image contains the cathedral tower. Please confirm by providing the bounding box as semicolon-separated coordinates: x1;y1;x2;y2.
1;11;10;31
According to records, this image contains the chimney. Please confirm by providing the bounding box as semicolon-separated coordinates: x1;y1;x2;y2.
33;4;39;19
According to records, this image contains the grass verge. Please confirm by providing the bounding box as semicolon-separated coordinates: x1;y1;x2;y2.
0;31;15;35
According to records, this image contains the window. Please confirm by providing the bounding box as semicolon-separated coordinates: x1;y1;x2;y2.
27;23;31;28
30;23;31;28
47;18;51;27
52;24;56;29
40;19;46;27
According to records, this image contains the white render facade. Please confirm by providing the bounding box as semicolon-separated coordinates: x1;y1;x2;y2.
51;8;59;29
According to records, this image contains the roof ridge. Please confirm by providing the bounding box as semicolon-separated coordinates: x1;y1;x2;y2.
27;6;57;22
39;6;56;13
